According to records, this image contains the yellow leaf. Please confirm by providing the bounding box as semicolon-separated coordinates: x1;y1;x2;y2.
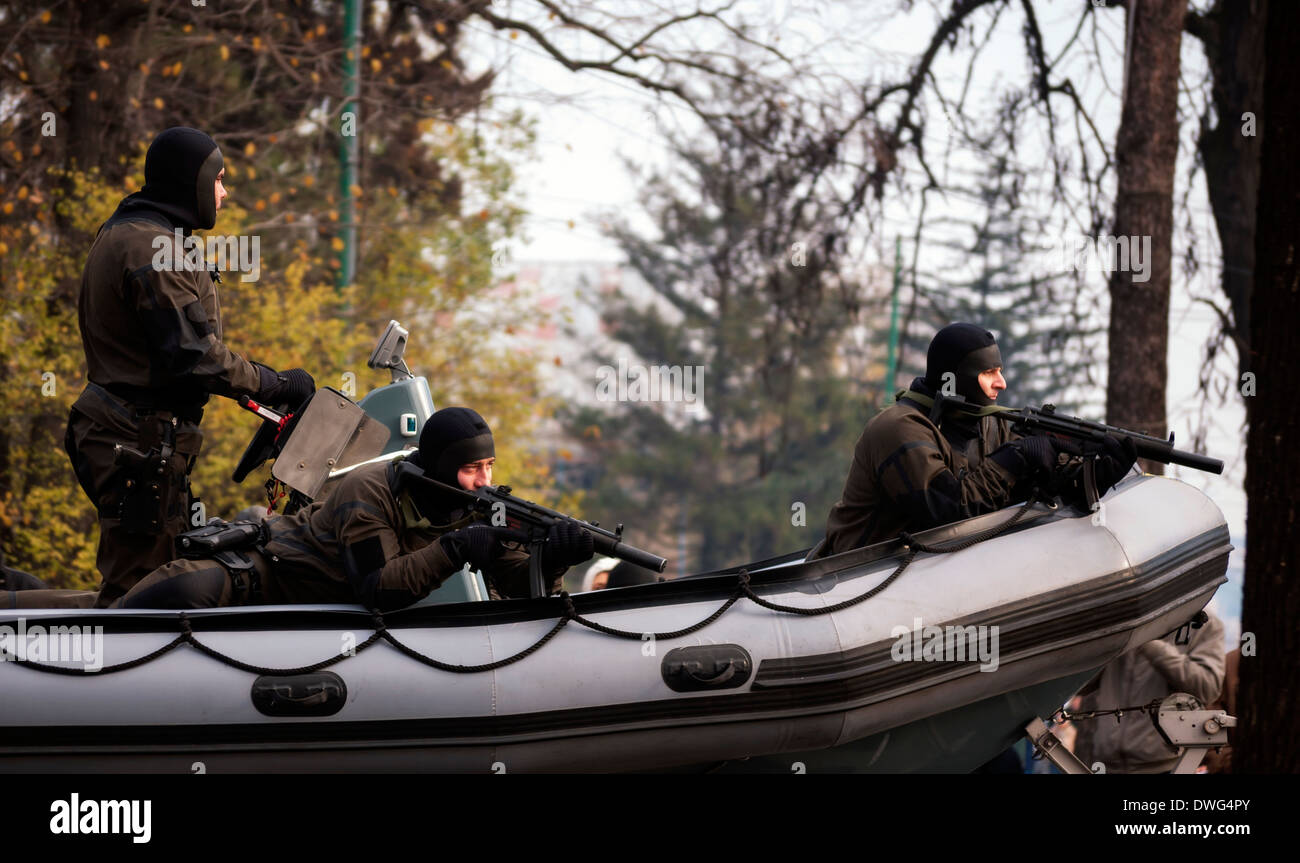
153;97;164;109
244;141;256;156
252;36;263;51
40;10;51;23
183;24;192;33
328;209;338;222
509;31;518;40
302;175;315;188
88;90;98;101
269;192;281;204
330;237;344;251
96;34;110;49
0;242;8;255
349;184;362;198
98;59;109;70
220;44;230;61
254;199;266;212
0;204;10;215
434;21;447;35
370;58;381;74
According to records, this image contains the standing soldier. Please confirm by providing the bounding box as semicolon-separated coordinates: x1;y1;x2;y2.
68;127;314;607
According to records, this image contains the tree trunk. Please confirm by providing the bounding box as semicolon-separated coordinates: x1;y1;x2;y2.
1192;0;1267;380
1235;0;1300;774
1104;0;1184;474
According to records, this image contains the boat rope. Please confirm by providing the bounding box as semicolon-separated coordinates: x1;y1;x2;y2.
2;494;1044;676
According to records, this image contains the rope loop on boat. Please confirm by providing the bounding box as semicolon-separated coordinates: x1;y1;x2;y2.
559;584;746;639
3;496;1045;676
376;612;568;673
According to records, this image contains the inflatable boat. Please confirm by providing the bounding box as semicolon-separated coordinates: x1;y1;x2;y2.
0;470;1229;773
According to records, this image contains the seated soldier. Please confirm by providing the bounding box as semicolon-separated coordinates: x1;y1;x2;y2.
115;406;594;610
814;322;1135;557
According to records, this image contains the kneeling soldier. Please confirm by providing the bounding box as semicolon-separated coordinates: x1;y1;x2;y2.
116;407;593;610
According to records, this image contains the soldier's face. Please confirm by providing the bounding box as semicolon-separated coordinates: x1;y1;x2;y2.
457;458;495;490
214;169;227;211
978;367;1006;400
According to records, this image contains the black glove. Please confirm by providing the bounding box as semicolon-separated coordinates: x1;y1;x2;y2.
990;434;1082;478
1088;434;1139;492
438;524;527;572
254;363;316;409
537;521;596;571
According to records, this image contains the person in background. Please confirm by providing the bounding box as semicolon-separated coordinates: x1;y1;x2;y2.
1072;610;1226;773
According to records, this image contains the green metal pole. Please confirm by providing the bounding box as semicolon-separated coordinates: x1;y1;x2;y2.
338;0;361;290
884;236;902;401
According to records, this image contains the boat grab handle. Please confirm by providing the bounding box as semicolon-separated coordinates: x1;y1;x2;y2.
661;645;753;692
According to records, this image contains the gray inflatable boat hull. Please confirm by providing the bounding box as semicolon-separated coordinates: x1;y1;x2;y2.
0;475;1229;772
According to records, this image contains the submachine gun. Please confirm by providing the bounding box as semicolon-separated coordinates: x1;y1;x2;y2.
396;464;668;599
998;403;1224;474
995;403;1224;509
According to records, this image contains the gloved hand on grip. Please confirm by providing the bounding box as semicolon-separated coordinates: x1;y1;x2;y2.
990;434;1083;479
253;363;316;409
1088;434;1139;493
537;521;595;571
438;524;527;572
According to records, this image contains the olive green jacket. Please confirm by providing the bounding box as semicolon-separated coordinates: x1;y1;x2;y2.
818;396;1022;556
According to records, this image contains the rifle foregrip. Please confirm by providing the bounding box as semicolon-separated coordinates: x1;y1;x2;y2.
590;533;668;573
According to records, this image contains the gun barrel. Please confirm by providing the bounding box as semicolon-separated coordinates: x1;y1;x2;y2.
1157;447;1224;475
590;532;668;573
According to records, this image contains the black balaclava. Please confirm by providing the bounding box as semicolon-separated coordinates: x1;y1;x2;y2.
924;322;1004;407
416;407;495;489
108;127;224;232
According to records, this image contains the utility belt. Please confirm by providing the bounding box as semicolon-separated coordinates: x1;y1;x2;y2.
100;382;206;424
177;520;271;605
